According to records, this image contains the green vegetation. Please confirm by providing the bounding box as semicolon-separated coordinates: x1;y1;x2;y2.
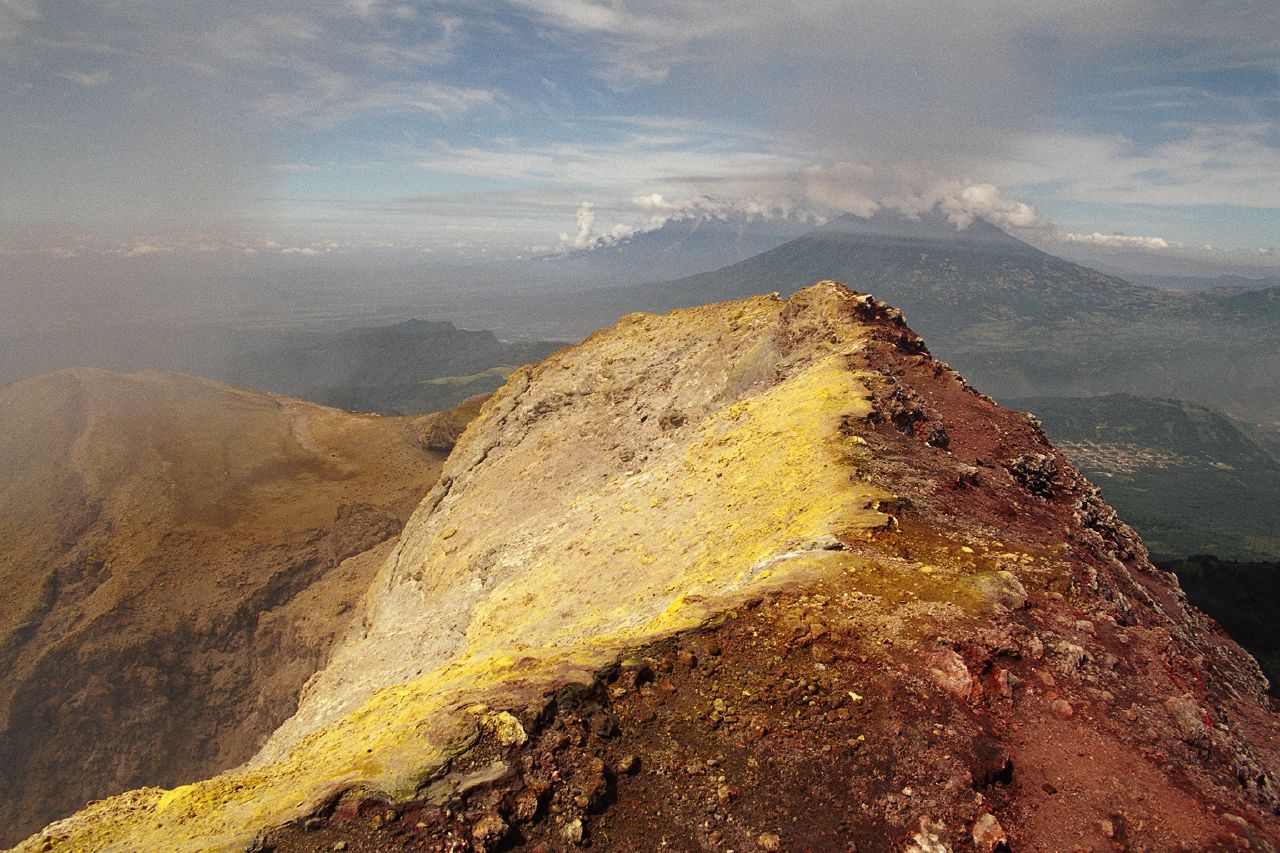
1012;394;1280;560
420;366;513;386
223;320;562;415
314;368;515;416
1158;556;1280;695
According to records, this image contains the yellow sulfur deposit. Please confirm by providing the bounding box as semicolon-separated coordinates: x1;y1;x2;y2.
19;283;899;852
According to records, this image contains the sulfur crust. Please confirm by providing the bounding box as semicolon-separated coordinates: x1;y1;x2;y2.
17;286;904;853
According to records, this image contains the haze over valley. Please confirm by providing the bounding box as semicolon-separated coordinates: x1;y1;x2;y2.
3;2;1280;851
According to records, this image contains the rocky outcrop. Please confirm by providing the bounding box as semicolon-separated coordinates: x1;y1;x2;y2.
0;370;474;846
15;286;1280;851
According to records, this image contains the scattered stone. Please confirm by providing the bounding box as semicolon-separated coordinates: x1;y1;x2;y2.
1165;694;1210;746
590;711;619;739
482;711;527;746
757;831;782;851
561;818;585;845
907;818;951;852
927;648;973;701
471;813;509;849
1008;453;1059;498
1050;698;1074;718
992;668;1012;700
514;789;541;822
972;813;1007;852
976;571;1028;612
332;843;348;852
615;754;639;774
1054;641;1089;671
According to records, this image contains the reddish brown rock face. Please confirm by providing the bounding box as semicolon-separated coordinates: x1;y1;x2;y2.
19;285;1280;852
257;285;1280;852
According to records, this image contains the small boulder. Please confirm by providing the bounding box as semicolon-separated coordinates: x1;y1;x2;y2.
972;813;1007;852
975;571;1028;612
927;648;973;701
561;818;585;845
1165;694;1210;746
471;814;508;850
757;832;782;851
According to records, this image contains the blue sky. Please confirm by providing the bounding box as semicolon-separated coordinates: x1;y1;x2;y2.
1;0;1278;268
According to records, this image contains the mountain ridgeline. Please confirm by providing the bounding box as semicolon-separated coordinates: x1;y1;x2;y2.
619;212;1164;326
221;319;563;415
533;214;812;288
18;284;1280;852
530;210;1280;426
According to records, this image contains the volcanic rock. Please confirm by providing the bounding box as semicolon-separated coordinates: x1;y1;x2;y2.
15;284;1280;852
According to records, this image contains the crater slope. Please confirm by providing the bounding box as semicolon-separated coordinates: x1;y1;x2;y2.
0;369;478;845
17;285;1280;852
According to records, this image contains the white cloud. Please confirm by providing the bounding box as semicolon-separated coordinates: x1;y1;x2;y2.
559;200;597;248
1062;232;1181;250
507;0;735;41
256;81;497;125
121;243;171;257
782;166;1047;231
629;192;808;225
0;0;38;39
58;69;110;88
935;181;1042;230
989;123;1280;209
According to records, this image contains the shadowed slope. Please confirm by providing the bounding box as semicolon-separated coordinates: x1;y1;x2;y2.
0;370;479;845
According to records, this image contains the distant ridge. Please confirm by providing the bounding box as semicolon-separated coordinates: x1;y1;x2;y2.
537;213;810;286
617;208;1161;322
541;207;1164;338
527;208;1280;423
221;319;563;415
1012;393;1280;560
0;369;477;844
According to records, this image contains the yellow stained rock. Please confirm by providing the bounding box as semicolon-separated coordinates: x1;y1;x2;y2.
20;282;897;853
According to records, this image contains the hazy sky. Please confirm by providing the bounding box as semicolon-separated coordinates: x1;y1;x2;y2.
2;0;1278;265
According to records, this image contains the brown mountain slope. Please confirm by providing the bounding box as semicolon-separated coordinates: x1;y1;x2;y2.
0;369;481;846
17;285;1280;852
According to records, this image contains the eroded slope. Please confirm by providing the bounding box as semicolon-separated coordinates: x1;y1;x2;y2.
0;370;477;845
18;286;1280;852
